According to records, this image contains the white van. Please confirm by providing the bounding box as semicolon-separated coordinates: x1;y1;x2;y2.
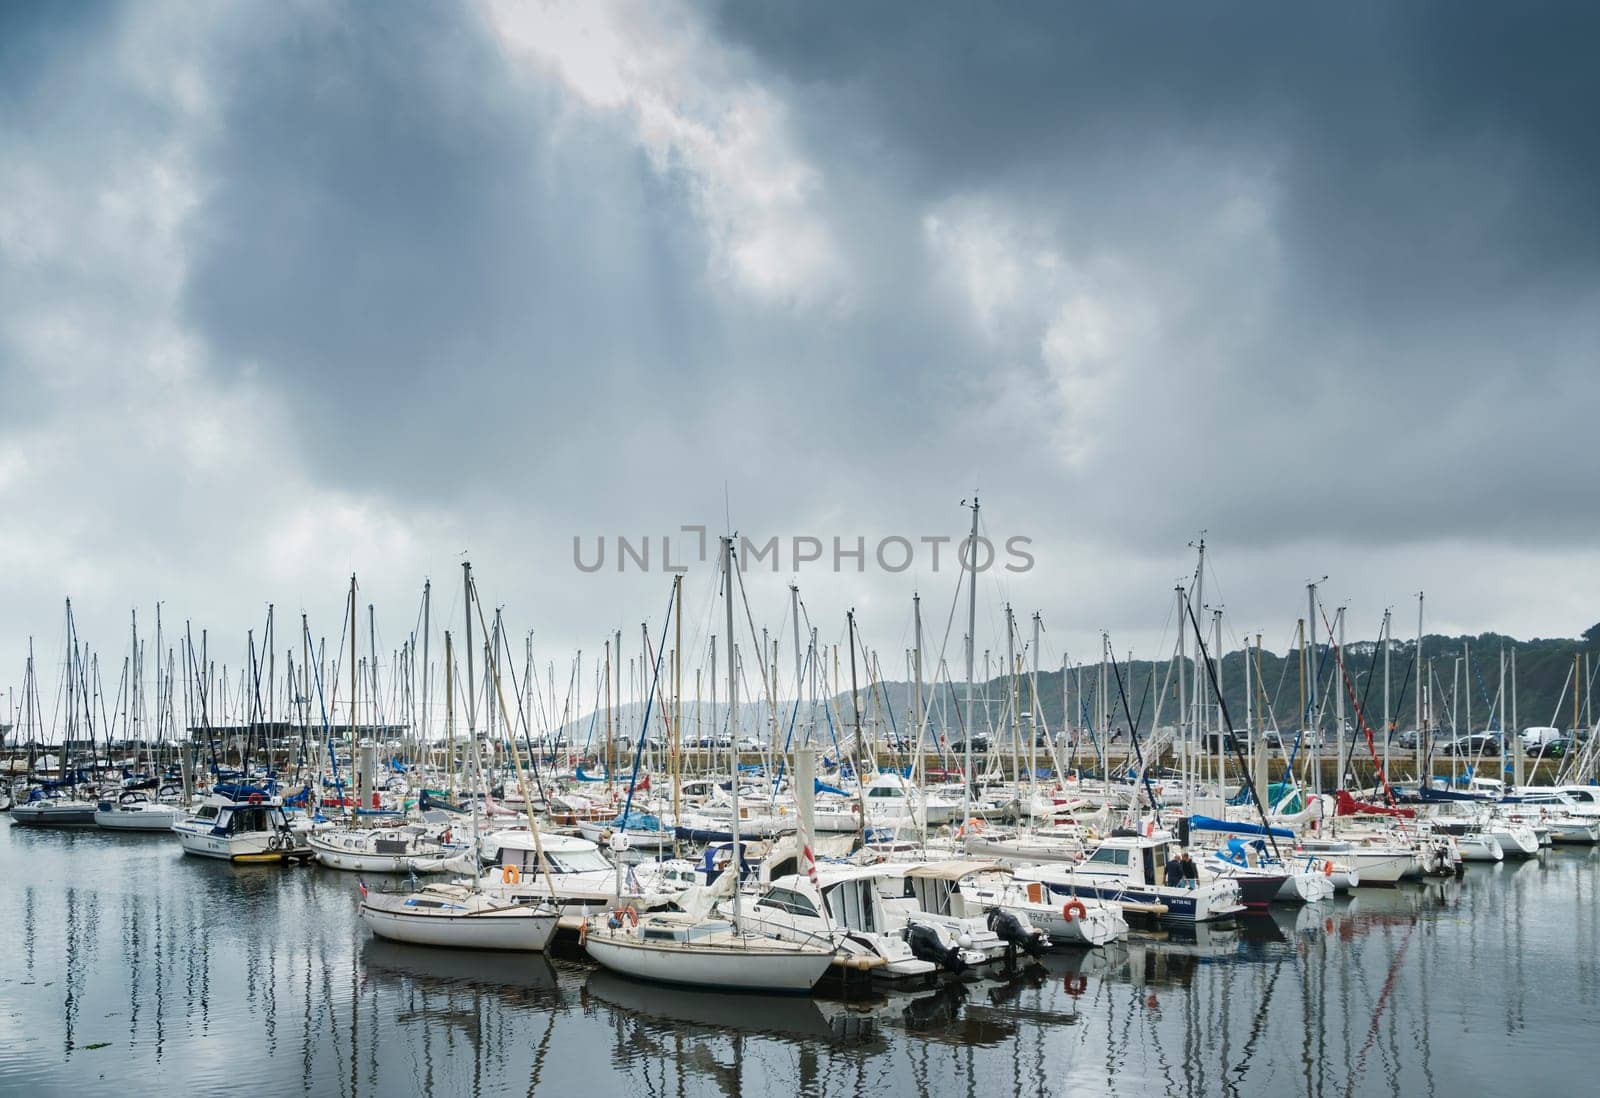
1521;726;1564;749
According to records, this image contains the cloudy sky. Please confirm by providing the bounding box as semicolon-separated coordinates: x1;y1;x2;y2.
3;1;1597;714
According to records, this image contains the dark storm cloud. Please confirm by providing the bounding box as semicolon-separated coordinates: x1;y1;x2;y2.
710;1;1600;291
183;1;715;498
706;0;1600;548
5;0;1600;681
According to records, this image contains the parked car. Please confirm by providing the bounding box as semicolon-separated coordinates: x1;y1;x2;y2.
1440;733;1502;757
1392;729;1421;751
947;735;992;756
1528;738;1571;759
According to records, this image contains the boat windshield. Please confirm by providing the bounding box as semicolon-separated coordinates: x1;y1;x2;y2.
1085;846;1131;867
548;849;612;874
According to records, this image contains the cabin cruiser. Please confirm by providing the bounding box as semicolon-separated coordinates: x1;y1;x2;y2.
171;789;312;863
731;865;942;979
874;860;1053;963
955;868;1129;946
1012;833;1245;923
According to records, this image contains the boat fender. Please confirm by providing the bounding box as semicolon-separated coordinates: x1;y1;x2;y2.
1323;860;1333;877
1062;899;1088;922
578;920;589;945
502;864;521;885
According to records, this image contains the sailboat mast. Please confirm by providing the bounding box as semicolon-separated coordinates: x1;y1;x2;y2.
721;535;742;931
963;496;979;824
1416;592;1425;781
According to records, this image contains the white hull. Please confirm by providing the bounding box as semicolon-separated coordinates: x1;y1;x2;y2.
584;927;833;992
308;833;455;873
10;801;98;826
173;826;309;862
94;805;183;831
1486;824;1540;858
1455;835;1504;862
1278;872;1335;903
361;903;559;951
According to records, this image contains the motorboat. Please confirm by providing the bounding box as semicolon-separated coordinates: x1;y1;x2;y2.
1012;833;1245;923
171;788;312;863
730;864;940;979
956;870;1129;947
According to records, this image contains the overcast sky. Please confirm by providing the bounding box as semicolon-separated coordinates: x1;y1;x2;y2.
3;1;1597;714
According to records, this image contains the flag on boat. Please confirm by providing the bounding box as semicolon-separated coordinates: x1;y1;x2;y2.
803;844;819;887
358;879;368;899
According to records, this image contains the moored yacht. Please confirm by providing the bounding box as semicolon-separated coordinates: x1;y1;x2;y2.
1012;833;1245;923
171;789;312;863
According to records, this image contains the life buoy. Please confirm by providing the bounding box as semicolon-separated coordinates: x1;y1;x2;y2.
615;905;639;927
502;864;521;884
248;793;264;805
1063;899;1088;922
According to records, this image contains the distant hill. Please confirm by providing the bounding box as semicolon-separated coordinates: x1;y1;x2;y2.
549;627;1600;747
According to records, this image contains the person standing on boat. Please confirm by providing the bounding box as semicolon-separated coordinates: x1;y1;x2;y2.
1164;850;1185;887
1181;850;1199;890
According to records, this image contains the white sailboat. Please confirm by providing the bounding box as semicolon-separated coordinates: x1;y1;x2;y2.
359;881;560;951
583;545;834;993
94;790;183;832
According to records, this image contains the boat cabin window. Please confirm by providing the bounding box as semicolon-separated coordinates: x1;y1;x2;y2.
1086;846;1131;866
227;807;272;833
826;882;876;930
546;848;612;874
195;805;219;820
759;887;820;918
867;787;904;798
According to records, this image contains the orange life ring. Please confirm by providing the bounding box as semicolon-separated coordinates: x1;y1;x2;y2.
502;864;521;884
615;905;639;927
1063;899;1088;922
248;793;264;805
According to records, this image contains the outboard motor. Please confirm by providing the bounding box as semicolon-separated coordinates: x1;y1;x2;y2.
906;923;968;975
986;908;1045;959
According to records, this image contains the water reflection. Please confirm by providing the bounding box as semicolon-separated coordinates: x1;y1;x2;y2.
3;822;1599;1097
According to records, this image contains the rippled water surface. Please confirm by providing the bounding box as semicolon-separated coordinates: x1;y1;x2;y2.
2;822;1598;1096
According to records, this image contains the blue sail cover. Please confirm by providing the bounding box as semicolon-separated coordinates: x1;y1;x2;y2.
213;781;276;801
1188;814;1295;839
609;812;663;832
814;779;849;797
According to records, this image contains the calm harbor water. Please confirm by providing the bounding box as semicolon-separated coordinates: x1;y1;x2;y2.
2;823;1598;1097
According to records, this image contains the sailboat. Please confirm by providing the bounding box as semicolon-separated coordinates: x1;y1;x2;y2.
360;568;562;951
359;879;560;951
583;541;835;993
